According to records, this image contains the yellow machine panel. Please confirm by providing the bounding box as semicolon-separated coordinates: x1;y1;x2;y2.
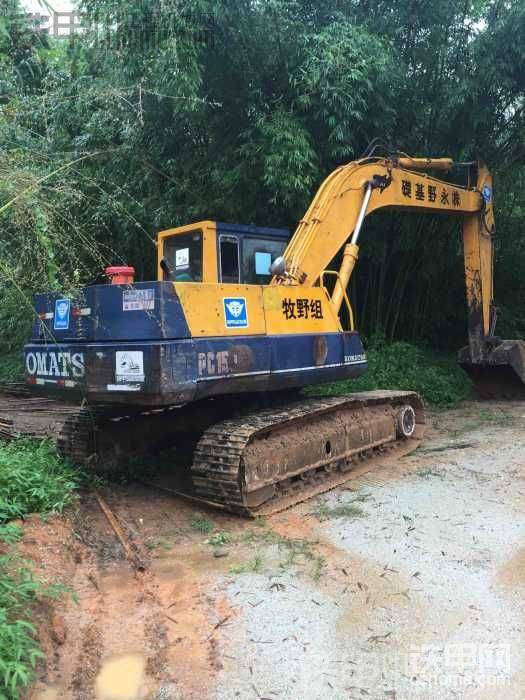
175;283;344;337
175;283;267;337
262;286;342;335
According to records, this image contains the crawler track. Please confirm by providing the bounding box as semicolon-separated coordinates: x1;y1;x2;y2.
192;391;425;515
0;387;425;516
0;385;81;441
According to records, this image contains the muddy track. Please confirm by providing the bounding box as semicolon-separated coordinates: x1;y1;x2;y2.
27;490;231;700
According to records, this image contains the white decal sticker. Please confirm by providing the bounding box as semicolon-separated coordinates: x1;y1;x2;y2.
115;351;145;383
107;384;142;392
175;248;190;270
122;289;155;311
344;353;367;364
25;351;85;378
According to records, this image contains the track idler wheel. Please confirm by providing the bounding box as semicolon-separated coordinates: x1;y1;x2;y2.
395;405;417;438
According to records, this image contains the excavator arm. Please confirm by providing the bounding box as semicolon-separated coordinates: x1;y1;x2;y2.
273;156;524;395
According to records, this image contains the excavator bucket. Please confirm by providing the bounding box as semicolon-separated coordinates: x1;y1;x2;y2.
458;340;525;399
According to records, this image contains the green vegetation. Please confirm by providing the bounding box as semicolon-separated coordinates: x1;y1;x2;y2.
313;499;368;522
0;440;79;699
0;353;23;387
0;540;68;700
0;2;524;689
416;467;446;480
307;340;472;407
233;523;326;581
313;491;370;521
310;555;327;583
145;537;172;552
476;408;515;427
230;551;265;575
0;524;23;546
0;440;79;521
190;517;214;534
0;0;524;356
208;531;231;547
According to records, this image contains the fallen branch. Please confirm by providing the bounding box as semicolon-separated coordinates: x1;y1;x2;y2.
94;491;146;571
367;631;392;644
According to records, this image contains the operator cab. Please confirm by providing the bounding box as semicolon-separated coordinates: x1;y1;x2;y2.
158;221;289;285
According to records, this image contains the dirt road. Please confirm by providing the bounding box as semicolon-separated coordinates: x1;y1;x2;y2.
24;400;525;700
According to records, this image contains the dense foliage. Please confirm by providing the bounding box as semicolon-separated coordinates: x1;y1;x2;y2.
0;439;78;698
0;439;79;521
0;0;524;353
306;338;472;407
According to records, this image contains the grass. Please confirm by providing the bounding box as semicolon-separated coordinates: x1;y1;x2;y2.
313;501;366;521
305;339;472;408
230;551;265;575
0;542;68;699
476;407;515;427
310;554;327;582
0;439;79;699
312;492;370;522
208;531;231;546
190;517;214;534
416;466;446;479
435;405;516;441
233;523;327;581
0;524;24;546
145;537;172;552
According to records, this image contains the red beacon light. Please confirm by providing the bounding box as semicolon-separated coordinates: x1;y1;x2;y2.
105;266;135;285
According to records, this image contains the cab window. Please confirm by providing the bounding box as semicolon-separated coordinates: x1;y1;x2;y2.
164;231;203;282
242;237;287;284
219;236;240;283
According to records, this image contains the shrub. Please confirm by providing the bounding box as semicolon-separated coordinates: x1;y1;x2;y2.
307;339;472;407
0;530;67;699
0;440;78;699
0;440;79;522
0;353;23;387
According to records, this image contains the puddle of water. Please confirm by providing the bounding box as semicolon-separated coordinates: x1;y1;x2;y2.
151;548;234;580
95;653;146;700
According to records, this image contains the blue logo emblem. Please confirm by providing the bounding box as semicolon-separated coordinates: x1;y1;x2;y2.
54;299;71;330
223;297;248;328
482;185;492;203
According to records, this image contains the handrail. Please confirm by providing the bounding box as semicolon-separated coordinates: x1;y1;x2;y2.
320;270;355;331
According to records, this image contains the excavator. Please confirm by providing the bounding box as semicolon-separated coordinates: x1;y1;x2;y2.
15;154;525;515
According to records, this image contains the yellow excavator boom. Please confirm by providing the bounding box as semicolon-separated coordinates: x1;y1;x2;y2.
272;155;523;396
